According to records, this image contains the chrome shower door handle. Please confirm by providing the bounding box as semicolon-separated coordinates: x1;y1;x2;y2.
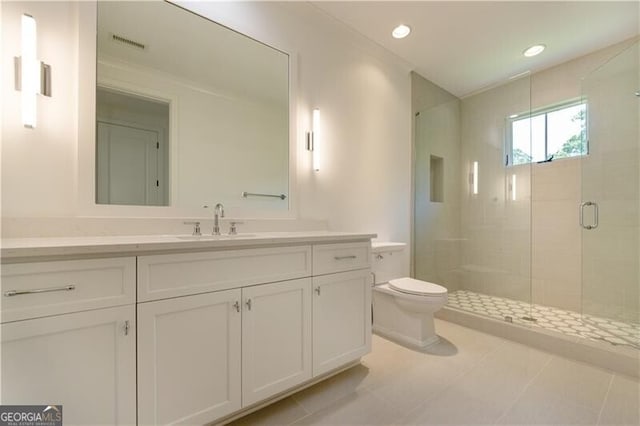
580;201;598;230
580;202;587;229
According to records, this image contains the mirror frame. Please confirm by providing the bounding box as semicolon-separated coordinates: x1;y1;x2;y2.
77;1;298;219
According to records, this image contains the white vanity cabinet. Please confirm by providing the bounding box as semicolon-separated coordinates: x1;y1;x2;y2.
311;242;372;377
312;269;372;376
137;275;312;424
242;278;312;406
137;289;242;425
0;257;137;426
1;233;374;426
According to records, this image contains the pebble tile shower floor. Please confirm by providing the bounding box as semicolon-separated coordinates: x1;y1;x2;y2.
447;290;640;348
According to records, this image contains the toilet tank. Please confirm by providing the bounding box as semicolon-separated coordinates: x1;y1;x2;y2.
372;242;407;284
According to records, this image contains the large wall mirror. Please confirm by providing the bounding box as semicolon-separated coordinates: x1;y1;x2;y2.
96;1;289;211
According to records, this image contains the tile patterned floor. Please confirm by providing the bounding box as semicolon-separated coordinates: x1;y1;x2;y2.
447;290;640;348
227;320;640;425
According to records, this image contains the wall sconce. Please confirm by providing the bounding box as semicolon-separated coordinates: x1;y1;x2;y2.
470;161;479;195
15;14;51;129
306;108;320;171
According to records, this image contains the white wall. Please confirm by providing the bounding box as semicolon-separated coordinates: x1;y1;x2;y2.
1;0;412;258
1;2;79;218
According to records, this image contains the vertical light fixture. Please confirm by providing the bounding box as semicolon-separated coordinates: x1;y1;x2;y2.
21;14;38;128
472;161;479;195
511;174;517;201
306;108;320;171
16;13;51;129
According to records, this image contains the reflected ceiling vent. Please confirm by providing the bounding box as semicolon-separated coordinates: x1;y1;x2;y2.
110;33;146;51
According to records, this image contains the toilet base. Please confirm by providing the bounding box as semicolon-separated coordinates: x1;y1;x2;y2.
372;287;441;349
373;324;440;348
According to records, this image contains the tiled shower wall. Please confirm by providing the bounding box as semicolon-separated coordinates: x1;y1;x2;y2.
580;43;639;324
531;160;582;312
457;82;619;315
459;76;532;304
456;39;638;320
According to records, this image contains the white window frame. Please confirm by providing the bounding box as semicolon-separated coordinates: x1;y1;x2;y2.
505;99;587;167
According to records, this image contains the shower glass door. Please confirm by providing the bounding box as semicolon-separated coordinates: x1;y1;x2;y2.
580;41;640;348
414;98;462;290
451;75;533;323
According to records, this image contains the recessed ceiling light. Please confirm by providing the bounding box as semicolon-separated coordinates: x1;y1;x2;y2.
392;24;411;39
523;44;545;57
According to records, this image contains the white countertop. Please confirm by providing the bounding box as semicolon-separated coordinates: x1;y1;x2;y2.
371;242;407;251
1;231;376;261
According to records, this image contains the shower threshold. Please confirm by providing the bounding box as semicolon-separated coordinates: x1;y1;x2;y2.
438;290;640;377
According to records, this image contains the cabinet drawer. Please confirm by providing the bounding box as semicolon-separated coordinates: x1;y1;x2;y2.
138;245;312;302
312;242;371;275
1;257;136;323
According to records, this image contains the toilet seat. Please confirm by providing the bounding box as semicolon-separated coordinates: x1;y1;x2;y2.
389;278;447;296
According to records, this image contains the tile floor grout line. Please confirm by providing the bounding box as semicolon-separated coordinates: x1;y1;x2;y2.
392;332;509;424
287;409;314;426
361;386;405;418
288;383;390;425
491;353;555;425
362;372;430;421
595;374;615;425
289;394;311;418
233;328;638;426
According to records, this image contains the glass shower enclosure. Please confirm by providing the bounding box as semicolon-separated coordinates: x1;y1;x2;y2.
580;41;639;347
413;40;639;350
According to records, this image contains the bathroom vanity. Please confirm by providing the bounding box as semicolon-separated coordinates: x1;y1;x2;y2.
1;232;374;425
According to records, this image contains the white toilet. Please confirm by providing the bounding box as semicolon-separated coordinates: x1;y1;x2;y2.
372;242;448;348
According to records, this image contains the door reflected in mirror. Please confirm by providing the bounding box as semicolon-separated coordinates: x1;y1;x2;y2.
96;88;169;205
96;1;289;210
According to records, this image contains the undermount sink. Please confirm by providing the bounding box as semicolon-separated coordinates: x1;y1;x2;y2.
176;234;257;241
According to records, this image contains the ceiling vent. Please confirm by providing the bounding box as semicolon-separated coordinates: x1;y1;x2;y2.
111;33;146;51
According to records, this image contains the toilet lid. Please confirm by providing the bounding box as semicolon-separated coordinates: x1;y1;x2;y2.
389;278;447;296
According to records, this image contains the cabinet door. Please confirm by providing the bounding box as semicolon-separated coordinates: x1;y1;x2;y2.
313;269;372;376
137;289;242;425
1;305;136;425
242;278;312;406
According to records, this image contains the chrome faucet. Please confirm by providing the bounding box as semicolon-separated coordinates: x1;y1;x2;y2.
212;203;225;235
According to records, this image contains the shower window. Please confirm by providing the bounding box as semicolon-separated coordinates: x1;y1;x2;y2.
506;100;587;166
